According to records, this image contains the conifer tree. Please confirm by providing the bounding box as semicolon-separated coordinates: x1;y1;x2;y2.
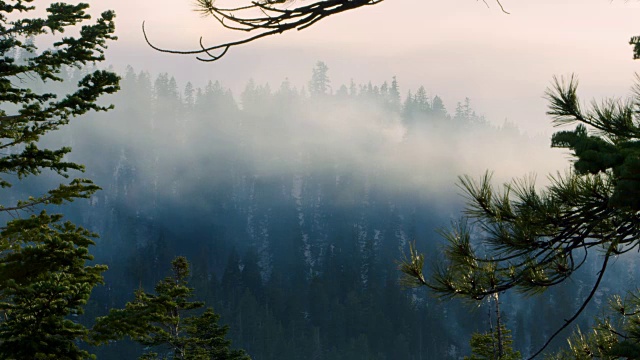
309;61;331;96
465;295;521;360
465;324;521;360
400;71;640;357
431;95;448;119
92;256;251;360
0;1;119;358
414;86;430;113
546;292;640;359
389;76;401;112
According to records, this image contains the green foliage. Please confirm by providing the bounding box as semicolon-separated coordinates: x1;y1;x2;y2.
465;323;521;360
464;295;521;360
547;292;640;360
0;1;119;358
413;77;638;295
397;241;427;288
1;4;119;192
92;257;251;360
0;0;119;207
630;36;640;60
0;0;118;359
547;75;640;210
0;213;106;359
399;72;640;356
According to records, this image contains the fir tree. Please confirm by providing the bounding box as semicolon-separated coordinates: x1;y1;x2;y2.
0;2;119;358
465;324;521;360
92;256;250;360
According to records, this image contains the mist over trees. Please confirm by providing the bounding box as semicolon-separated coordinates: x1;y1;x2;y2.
23;60;631;359
5;0;639;358
398;55;640;360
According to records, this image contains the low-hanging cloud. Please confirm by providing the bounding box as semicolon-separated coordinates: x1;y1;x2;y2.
57;68;570;209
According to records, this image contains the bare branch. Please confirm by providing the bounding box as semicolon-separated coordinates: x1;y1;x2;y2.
495;0;510;14
144;0;510;62
526;245;614;360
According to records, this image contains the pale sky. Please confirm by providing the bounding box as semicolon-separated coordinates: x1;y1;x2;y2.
99;0;640;135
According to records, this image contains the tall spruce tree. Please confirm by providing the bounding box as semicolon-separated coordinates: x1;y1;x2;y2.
0;2;119;358
92;256;251;360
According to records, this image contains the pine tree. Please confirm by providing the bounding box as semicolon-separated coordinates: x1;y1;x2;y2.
400;73;640;357
0;2;119;358
92;256;250;360
547;292;640;360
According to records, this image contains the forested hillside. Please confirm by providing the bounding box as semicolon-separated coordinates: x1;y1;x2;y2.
22;63;636;359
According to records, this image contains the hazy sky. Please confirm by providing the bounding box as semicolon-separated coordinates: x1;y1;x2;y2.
99;0;639;135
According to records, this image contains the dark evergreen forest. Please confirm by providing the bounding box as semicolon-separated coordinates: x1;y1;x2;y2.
17;63;639;359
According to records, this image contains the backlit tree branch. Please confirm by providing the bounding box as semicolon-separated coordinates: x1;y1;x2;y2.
144;0;510;62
